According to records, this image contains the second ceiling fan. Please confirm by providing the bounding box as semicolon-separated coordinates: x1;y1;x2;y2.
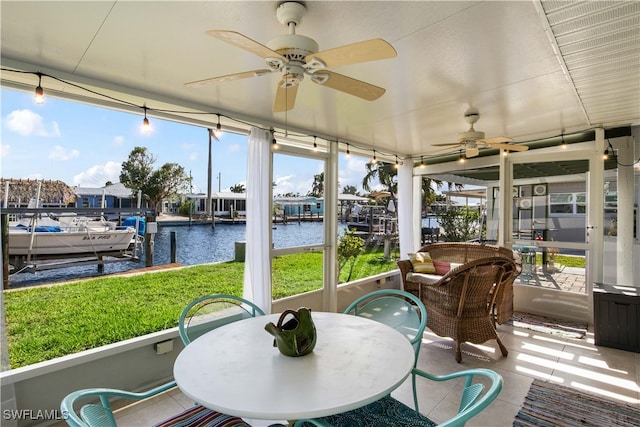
186;1;397;112
433;108;529;158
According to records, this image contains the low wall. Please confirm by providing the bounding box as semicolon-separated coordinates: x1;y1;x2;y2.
1;272;400;427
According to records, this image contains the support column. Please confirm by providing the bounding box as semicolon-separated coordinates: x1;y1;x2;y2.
615;136;635;285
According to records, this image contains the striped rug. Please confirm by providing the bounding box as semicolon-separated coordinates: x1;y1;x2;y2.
506;312;587;339
514;379;640;426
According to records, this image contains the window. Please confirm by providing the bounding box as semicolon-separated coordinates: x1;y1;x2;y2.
549;192;586;215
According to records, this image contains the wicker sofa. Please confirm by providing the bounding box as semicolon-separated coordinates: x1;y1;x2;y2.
397;242;522;326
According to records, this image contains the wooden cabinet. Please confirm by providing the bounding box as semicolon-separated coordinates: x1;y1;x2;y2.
593;283;639;352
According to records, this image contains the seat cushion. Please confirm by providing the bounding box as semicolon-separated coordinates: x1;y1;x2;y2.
408;252;436;274
298;395;435;427
406;272;442;285
153;405;250;427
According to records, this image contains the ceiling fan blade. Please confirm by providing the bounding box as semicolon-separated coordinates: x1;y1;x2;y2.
306;38;396;68
273;81;299;112
207;30;286;61
185;69;273;87
432;142;463;147
478;136;513;144
312;71;385;101
466;147;480;158
488;143;529;152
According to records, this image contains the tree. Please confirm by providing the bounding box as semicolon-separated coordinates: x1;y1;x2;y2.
308;172;324;197
229;183;246;193
337;229;365;282
341;185;359;195
119;146;190;214
436;207;481;242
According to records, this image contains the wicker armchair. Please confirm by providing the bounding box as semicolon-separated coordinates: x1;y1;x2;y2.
397;242;521;325
418;257;515;362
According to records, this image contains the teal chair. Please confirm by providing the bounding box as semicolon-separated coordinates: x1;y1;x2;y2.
293;368;503;427
60;381;252;427
343;289;427;366
178;294;265;345
61;295;266;427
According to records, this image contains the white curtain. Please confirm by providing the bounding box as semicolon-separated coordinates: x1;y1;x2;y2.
397;161;415;261
243;127;272;314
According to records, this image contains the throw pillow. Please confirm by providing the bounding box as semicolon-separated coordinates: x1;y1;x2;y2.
408;251;436;274
432;259;451;275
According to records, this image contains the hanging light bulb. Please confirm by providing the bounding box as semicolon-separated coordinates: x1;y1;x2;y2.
313;136;318;152
420;156;425;168
371;150;378;164
459;150;466;163
394;155;400;169
502;149;508;157
561;133;567;149
271;129;279;149
141;107;152;134
345;143;351;158
214;114;223;138
34;73;44;104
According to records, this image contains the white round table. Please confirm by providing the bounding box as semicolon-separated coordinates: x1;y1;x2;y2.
173;311;414;420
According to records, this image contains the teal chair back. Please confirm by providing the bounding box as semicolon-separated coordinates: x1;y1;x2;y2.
343;289;427;365
179;294;265;345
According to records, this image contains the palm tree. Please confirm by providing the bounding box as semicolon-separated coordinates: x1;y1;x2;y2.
229;183;246;193
308;172;324;197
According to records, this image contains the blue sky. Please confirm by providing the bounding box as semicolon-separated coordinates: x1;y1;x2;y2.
1;88;375;196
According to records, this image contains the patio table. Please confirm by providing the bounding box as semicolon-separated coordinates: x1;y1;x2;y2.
173;311;414;421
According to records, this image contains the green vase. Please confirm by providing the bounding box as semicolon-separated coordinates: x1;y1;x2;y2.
265;307;317;357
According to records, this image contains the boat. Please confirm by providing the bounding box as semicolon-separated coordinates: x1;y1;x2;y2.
8;215;138;257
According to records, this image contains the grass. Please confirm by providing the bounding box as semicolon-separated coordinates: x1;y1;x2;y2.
4;247;397;368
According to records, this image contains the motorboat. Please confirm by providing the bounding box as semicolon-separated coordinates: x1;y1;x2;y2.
8;214;138;257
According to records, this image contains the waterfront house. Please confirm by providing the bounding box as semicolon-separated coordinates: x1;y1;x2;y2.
1;2;639;426
74;183;139;210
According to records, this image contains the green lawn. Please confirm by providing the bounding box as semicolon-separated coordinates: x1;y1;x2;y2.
4;248;397;367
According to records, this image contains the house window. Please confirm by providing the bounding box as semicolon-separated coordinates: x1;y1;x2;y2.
549;192;587;215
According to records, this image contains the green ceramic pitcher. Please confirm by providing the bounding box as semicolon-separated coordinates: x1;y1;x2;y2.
265;307;317;357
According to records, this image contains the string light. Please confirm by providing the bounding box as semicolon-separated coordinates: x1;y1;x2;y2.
214;114;223;138
394;155;399;169
603;142;613;160
7;68;418;165
420;156;425;168
459;150;466;163
371;150;378;164
34;72;44;104
141;106;152;134
502;149;508;157
271;128;279;149
313;136;318;152
561;133;567;149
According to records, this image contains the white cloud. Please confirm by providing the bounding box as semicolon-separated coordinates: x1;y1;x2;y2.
49;145;80;161
73;161;122;187
4;109;61;137
113;136;124;146
189;152;198;161
0;144;9;159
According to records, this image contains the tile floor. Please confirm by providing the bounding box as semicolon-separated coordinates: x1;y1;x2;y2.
108;321;639;427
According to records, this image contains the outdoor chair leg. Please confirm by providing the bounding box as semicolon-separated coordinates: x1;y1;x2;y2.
497;336;508;357
455;342;462;363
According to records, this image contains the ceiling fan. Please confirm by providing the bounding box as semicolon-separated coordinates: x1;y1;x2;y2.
186;1;397;112
433;108;529;158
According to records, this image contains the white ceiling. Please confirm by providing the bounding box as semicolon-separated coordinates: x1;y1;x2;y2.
1;1;639;163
